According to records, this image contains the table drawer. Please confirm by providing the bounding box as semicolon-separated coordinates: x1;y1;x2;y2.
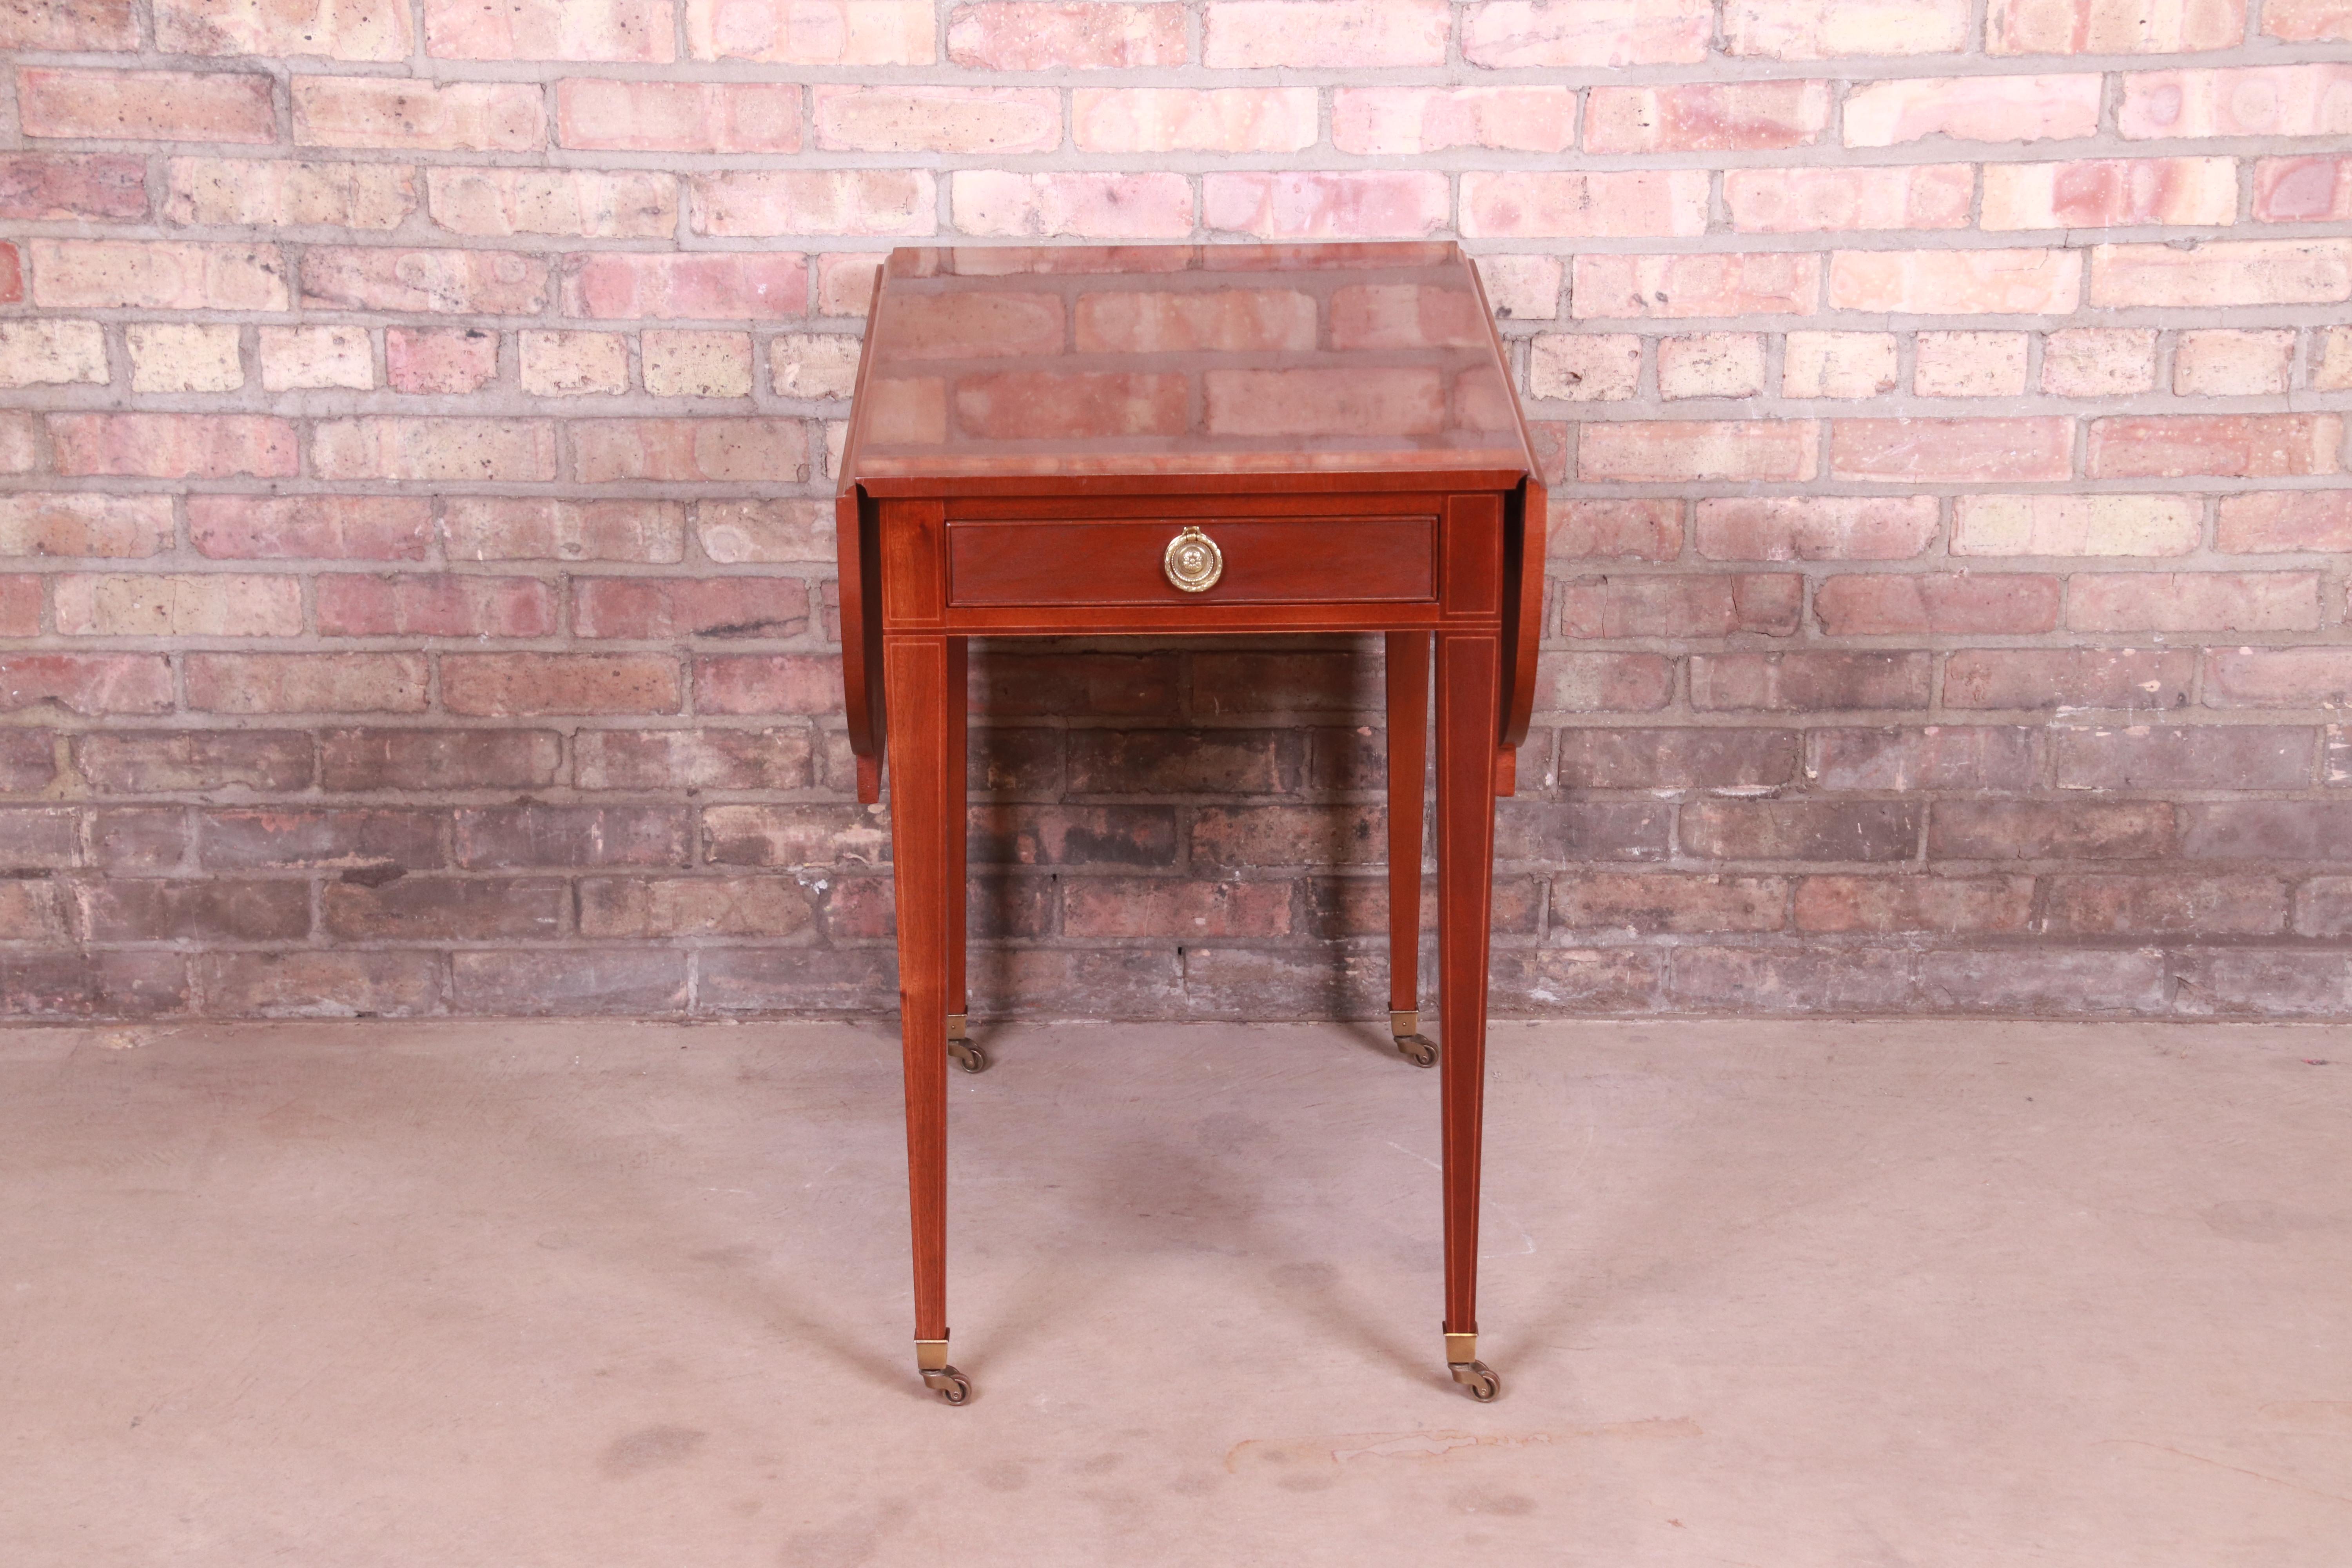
946;517;1437;607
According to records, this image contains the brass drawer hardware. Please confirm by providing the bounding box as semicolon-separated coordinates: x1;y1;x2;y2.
1162;526;1223;593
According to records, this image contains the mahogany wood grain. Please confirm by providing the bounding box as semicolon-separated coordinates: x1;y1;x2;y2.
947;517;1436;608
884;632;955;1344
1434;628;1502;1338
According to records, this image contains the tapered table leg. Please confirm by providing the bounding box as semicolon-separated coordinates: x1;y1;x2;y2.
1434;629;1503;1402
884;633;971;1405
1384;632;1435;1067
943;639;984;1074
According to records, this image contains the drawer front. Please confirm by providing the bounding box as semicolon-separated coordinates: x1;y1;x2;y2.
947;517;1437;608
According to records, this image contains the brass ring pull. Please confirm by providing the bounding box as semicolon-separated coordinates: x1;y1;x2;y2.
1162;526;1223;593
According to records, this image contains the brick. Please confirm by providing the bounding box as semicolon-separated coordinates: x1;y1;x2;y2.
2092;241;2352;308
1981;158;2237;230
1724;0;1970;56
156;0;412;58
1066;731;1285;795
2174;951;2352;1018
187;652;428;713
1829;250;2080;316
1460;171;1709;238
318;574;554;638
2072;570;2321;632
1780;332;1899;398
125;323;243;394
454;806;686;870
2040;328;2156;397
1697;496;1936;561
323;877;564;941
1203;173;1450;240
1585;81;1829;152
562;252;808;321
384;327;498;394
0;808;80;870
2265;0;2352;37
1191;805;1383;869
0;246;16;306
2296;877;2352;936
85;880;310;943
1478;255;1563;320
1570;253;1821;319
423;0;671;60
1191;650;1372;713
2180;801;2352;859
578;577;807;641
1953;494;2200;558
1681;799;1922;861
1203;0;1448;66
1528;335;1641;401
191;495;428;561
2046;874;2285;935
444;498;684;562
2217;491;2352;552
1657;334;1765;399
302;247;549;315
684;0;934;62
86;808;191;872
2056;724;2314;789
1490;948;1663;1013
1204;367;1444;439
321;729;558;791
700;804;887;868
572;419;808;483
699;947;893;1013
454;950;688;1016
948;4;1186;68
2088;415;2341;480
1562;573;1802;639
201;808;441;871
198;951;439;1017
0;413;34;472
697;499;828;563
690;169;934;238
53;414;298;480
2255;157;2352;222
293;77;546;151
579;875;813;939
0;655;173;715
426;168;675;239
1690;651;1931;711
1989;0;2245;51
1062;879;1292;940
2174;330;2295;396
72;730;309;793
574;728;812;790
1815;573;2061;636
1920;949;2167;1013
642;330;754;398
29;239;285;311
17;68;276;143
1795;875;2033;933
1811;726;2040;791
164;157;415;229
1843;74;2101;145
1722;166;1974;232
966;804;1175;869
0;732;57;793
0;577;39;637
0;154;147;220
1933;800;2174;861
1915;332;2029;398
312;419;557;482
1534;653;1677;712
1579;421;1818;483
519;331;627;397
1556;728;1798;788
1499;800;1672;863
0;0;137;50
556;80;799;152
1550;500;1680;561
1460;0;1711;66
2205;649;2352;708
1557;872;1787;935
1333;88;1575;156
442;653;679;716
2119;65;2352;139
1945;648;2194;712
260;325;373;391
0;321;108;388
55;573;301;638
1829;419;2073;484
958;370;1185;441
822;85;1061;153
762;334;860;401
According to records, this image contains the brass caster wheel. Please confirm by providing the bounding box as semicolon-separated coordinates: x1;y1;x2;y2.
1396;1034;1438;1068
921;1366;972;1405
947;1038;988;1074
1449;1360;1501;1402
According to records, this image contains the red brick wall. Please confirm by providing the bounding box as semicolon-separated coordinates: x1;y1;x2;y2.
2;0;2349;1021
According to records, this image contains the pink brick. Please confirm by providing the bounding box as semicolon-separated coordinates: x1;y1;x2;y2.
1203;368;1445;438
2264;0;2352;37
947;4;1187;68
2218;491;2352;552
0;0;138;50
190;495;432;560
1988;0;2244;53
2069;572;2323;632
2174;329;2296;396
1697;496;1939;560
2042;328;2156;396
1079;88;1319;153
1076;288;1317;354
1586;81;1831;152
817;252;889;316
164;156;416;229
1203;0;1449;67
955;171;1196;239
2120;66;2352;138
54;572;302;637
1657;334;1766;399
1203;172;1450;240
0;493;174;558
692;654;839;715
1724;166;1973;233
155;0;411;58
387;327;500;394
1829;250;2082;315
557;80;800;152
0;654;174;715
318;574;555;637
1479;254;1564;320
1915;332;2029;397
1579;421;1820;483
818;85;1061;153
1329;283;1494;352
29;239;286;311
563;252;808;320
1460;0;1711;66
1814;573;2062;635
2090;240;2352;307
520;330;628;396
301;247;550;314
1725;0;1971;57
1829;418;2074;483
1953;494;2203;557
887;291;1064;359
574;577;808;639
294;77;545;151
431;165;680;241
1844;75;2101;147
2204;649;2352;707
1459;171;1708;239
1528;334;1642;400
2316;329;2352;390
311;418;559;482
52;414;299;479
1571;253;1822;318
17;68;276;143
424;0;673;60
1982;158;2238;230
186;653;428;713
571;419;809;483
1561;573;1802;638
2255;158;2352;221
690;170;934;238
685;0;935;62
1781;332;1900;397
1332;88;1575;155
1550;499;1682;561
1536;652;1677;709
0;153;148;220
2087;415;2342;479
444;498;685;562
958;371;1188;440
443;653;681;715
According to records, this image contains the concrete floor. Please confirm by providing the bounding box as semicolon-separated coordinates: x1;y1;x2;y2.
1;1017;2348;1566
